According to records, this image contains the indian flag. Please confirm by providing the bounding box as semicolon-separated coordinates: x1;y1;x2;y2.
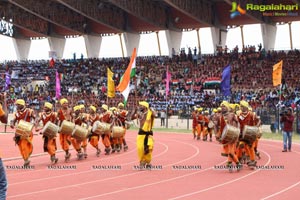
116;48;137;106
186;78;193;84
203;78;221;86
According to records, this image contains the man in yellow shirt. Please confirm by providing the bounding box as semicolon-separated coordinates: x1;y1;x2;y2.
131;101;156;170
0;93;8;199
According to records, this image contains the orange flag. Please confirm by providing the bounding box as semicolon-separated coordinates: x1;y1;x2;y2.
272;60;283;86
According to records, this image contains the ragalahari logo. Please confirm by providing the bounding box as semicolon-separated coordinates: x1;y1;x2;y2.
230;2;246;18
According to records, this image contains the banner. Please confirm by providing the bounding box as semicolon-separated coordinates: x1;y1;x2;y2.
272;60;283;86
220;65;231;96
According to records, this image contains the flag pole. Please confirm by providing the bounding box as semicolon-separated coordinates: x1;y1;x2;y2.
278;84;282;133
134;75;137;108
166;65;169;129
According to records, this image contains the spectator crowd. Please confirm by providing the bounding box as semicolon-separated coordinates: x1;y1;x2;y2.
1;46;300;121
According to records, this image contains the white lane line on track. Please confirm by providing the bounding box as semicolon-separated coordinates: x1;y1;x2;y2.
8;138;199;199
170;140;300;200
167;149;271;200
260;181;300;200
7;140;166;186
5;139;137;177
7;140;170;198
258;142;300;200
78;140;221;200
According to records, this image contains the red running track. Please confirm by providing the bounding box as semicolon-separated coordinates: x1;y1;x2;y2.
1;131;300;200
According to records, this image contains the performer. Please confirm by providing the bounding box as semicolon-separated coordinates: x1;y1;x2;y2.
215;101;242;172
79;104;89;158
99;104;112;155
10;99;36;166
0;93;8;199
35;102;59;164
250;107;261;159
57;98;72;162
202;110;213;142
196;108;204;140
214;107;222;140
109;107;120;153
191;107;199;139
117;102;129;151
71;105;87;160
131;101;156;169
237;100;261;169
87;105;101;156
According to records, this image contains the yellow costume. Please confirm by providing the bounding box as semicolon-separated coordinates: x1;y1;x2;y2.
136;101;155;168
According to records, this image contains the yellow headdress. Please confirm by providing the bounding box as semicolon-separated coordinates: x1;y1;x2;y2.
15;99;25;106
44;102;53;109
139;101;149;109
60;98;68;105
101;104;108;111
118;102;124;108
73;105;80;112
229;104;235;110
240;100;249;108
109;107;117;111
220;101;230;109
89;105;96;112
79;104;85;109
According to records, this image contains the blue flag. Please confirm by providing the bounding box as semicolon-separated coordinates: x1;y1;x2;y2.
221;65;231;96
5;71;11;91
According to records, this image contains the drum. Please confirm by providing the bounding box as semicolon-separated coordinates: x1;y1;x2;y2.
220;124;239;145
72;125;89;141
208;121;214;128
42;121;59;138
81;123;92;136
59;120;75;135
15;120;34;139
92;121;111;135
111;126;125;138
257;126;263;138
242;125;258;143
125;121;132;129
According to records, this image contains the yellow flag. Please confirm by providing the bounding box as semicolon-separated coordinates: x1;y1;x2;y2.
107;68;115;98
272;60;283;86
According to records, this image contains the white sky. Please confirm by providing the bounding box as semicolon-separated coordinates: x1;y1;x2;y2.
0;21;300;61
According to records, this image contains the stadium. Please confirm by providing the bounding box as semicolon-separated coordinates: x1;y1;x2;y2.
1;0;300;199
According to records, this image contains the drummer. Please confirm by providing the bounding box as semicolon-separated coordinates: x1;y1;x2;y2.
10;99;36;166
202;110;213;142
237;100;261;169
57;98;72;162
191;107;199;139
35;102;58;164
215;101;242;172
213;107;222;140
196;108;204;140
99;104;112;155
71;105;87;160
87;105;101;156
117;102;129;152
79;104;89;158
109;107;120;153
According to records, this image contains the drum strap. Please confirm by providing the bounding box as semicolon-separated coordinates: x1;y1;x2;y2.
24;109;30;122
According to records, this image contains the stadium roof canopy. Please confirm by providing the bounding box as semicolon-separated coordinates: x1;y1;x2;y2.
1;0;300;39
